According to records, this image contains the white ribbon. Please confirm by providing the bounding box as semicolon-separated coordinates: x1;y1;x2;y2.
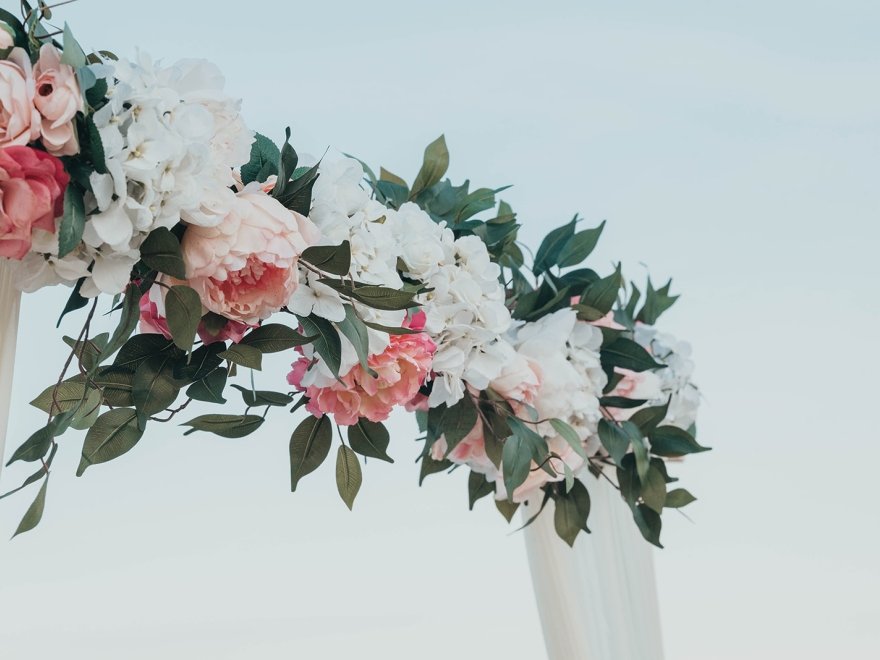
0;259;21;473
523;476;665;660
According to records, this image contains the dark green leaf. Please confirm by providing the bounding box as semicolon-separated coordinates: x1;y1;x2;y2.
598;419;640;466
139;228;187;279
649;425;710;457
132;355;180;415
173;342;225;382
349;285;418;311
641;463;667;513
56;278;88;326
297;315;341;377
554;481;592;547
410;135;449;199
335;305;370;372
77;408;143;476
101;283;150;362
468;470;495;510
6;426;53;466
580;264;622;314
239;323;314;353
241;133;280;185
186;368;228;404
289;415;332;491
495;498;520;523
12;477;48;538
632;503;663;548
335;445;362;510
601;337;665;373
112;334;175;372
665;488;697;508
501;433;533;499
599;396;648;409
164;285;201;354
93;369;134;406
57;185;85;258
348;419;393;463
557;221;606;268
219;344;263;370
230;384;293;407
183;414;264;438
441;396;478;454
532;218;575;275
301;241;351;276
630;400;670;435
418;455;451;485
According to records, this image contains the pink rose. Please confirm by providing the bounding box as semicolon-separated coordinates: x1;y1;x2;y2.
0;48;40;148
430;419;500;482
288;311;436;426
181;186;320;324
490;352;542;406
604;367;663;420
138;282;253;345
32;45;84;156
0;145;68;259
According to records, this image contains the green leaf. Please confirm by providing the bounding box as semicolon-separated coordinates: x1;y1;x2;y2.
272;127;298;197
6;426;53;466
563;463;575;493
348;419;393;463
335;305;370;372
239;323;314;353
501;433;533;499
348;285;418;311
599;396;648;409
557;221;606;268
12;477;48;538
495;498;519;523
649;425;710;457
182;414;264;438
598;419;641;466
532;218;576;275
60;23;87;68
550;418;586;460
93;369;135;407
84;116;107;174
186;368;228;404
57;185;85;258
300;241;351;276
139;228;187;279
297;315;341;377
112;334;175;372
468;470;495;510
164;285;201;354
641;463;667;513
77;408;143;476
289;415;332;491
410;135;449;199
241;133;280;185
632;503;663;548
632;433;650;484
441;396;478;455
219;344;263;370
30;380;91;417
665;488;697;508
100;283;152;363
601;337;665;373
173;342;225;382
132;355;180;415
230;385;293;407
419;455;451;485
56;277;88;326
637;278;679;325
335;445;362;510
554;494;583;546
629;400;670;434
362;321;420;335
580;264;622;314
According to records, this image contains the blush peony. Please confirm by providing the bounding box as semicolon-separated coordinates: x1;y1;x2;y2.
181;185;320;324
288;311;436;426
0;48;40;148
0;146;68;259
32;44;84;156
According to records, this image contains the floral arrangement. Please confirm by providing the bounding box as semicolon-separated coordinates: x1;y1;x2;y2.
0;3;709;546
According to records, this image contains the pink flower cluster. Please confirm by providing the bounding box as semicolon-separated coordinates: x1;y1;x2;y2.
288;311;436;426
138;283;252;345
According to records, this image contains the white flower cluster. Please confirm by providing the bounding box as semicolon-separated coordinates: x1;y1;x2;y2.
17;54;252;297
635;324;700;430
292;157;512;402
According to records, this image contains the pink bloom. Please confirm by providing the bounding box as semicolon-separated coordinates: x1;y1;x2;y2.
181;186;320;324
32;44;84;156
288;311;436;426
0;48;40;148
138;283;253;345
0;146;68;259
490;352;542;406
430;419;499;482
604;367;663;420
590;311;625;330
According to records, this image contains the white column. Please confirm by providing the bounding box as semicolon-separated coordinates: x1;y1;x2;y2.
0;259;21;472
522;476;665;660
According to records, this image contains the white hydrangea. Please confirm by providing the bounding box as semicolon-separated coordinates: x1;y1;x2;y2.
493;309;607;501
297;156;512;402
634;324;700;430
17;54;253;297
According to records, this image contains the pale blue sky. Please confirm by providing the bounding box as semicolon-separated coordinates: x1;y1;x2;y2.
1;1;878;658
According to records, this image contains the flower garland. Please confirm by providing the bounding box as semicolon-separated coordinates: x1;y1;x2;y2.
0;5;709;546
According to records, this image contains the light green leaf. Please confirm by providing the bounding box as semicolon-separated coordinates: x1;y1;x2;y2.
410;135;449;199
335;445;362;510
665;488;697;508
77;408;143;476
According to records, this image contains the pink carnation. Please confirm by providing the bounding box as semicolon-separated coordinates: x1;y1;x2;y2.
288;311;436;426
181;186;320;324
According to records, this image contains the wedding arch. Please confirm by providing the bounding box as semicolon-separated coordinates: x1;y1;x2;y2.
0;4;708;658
